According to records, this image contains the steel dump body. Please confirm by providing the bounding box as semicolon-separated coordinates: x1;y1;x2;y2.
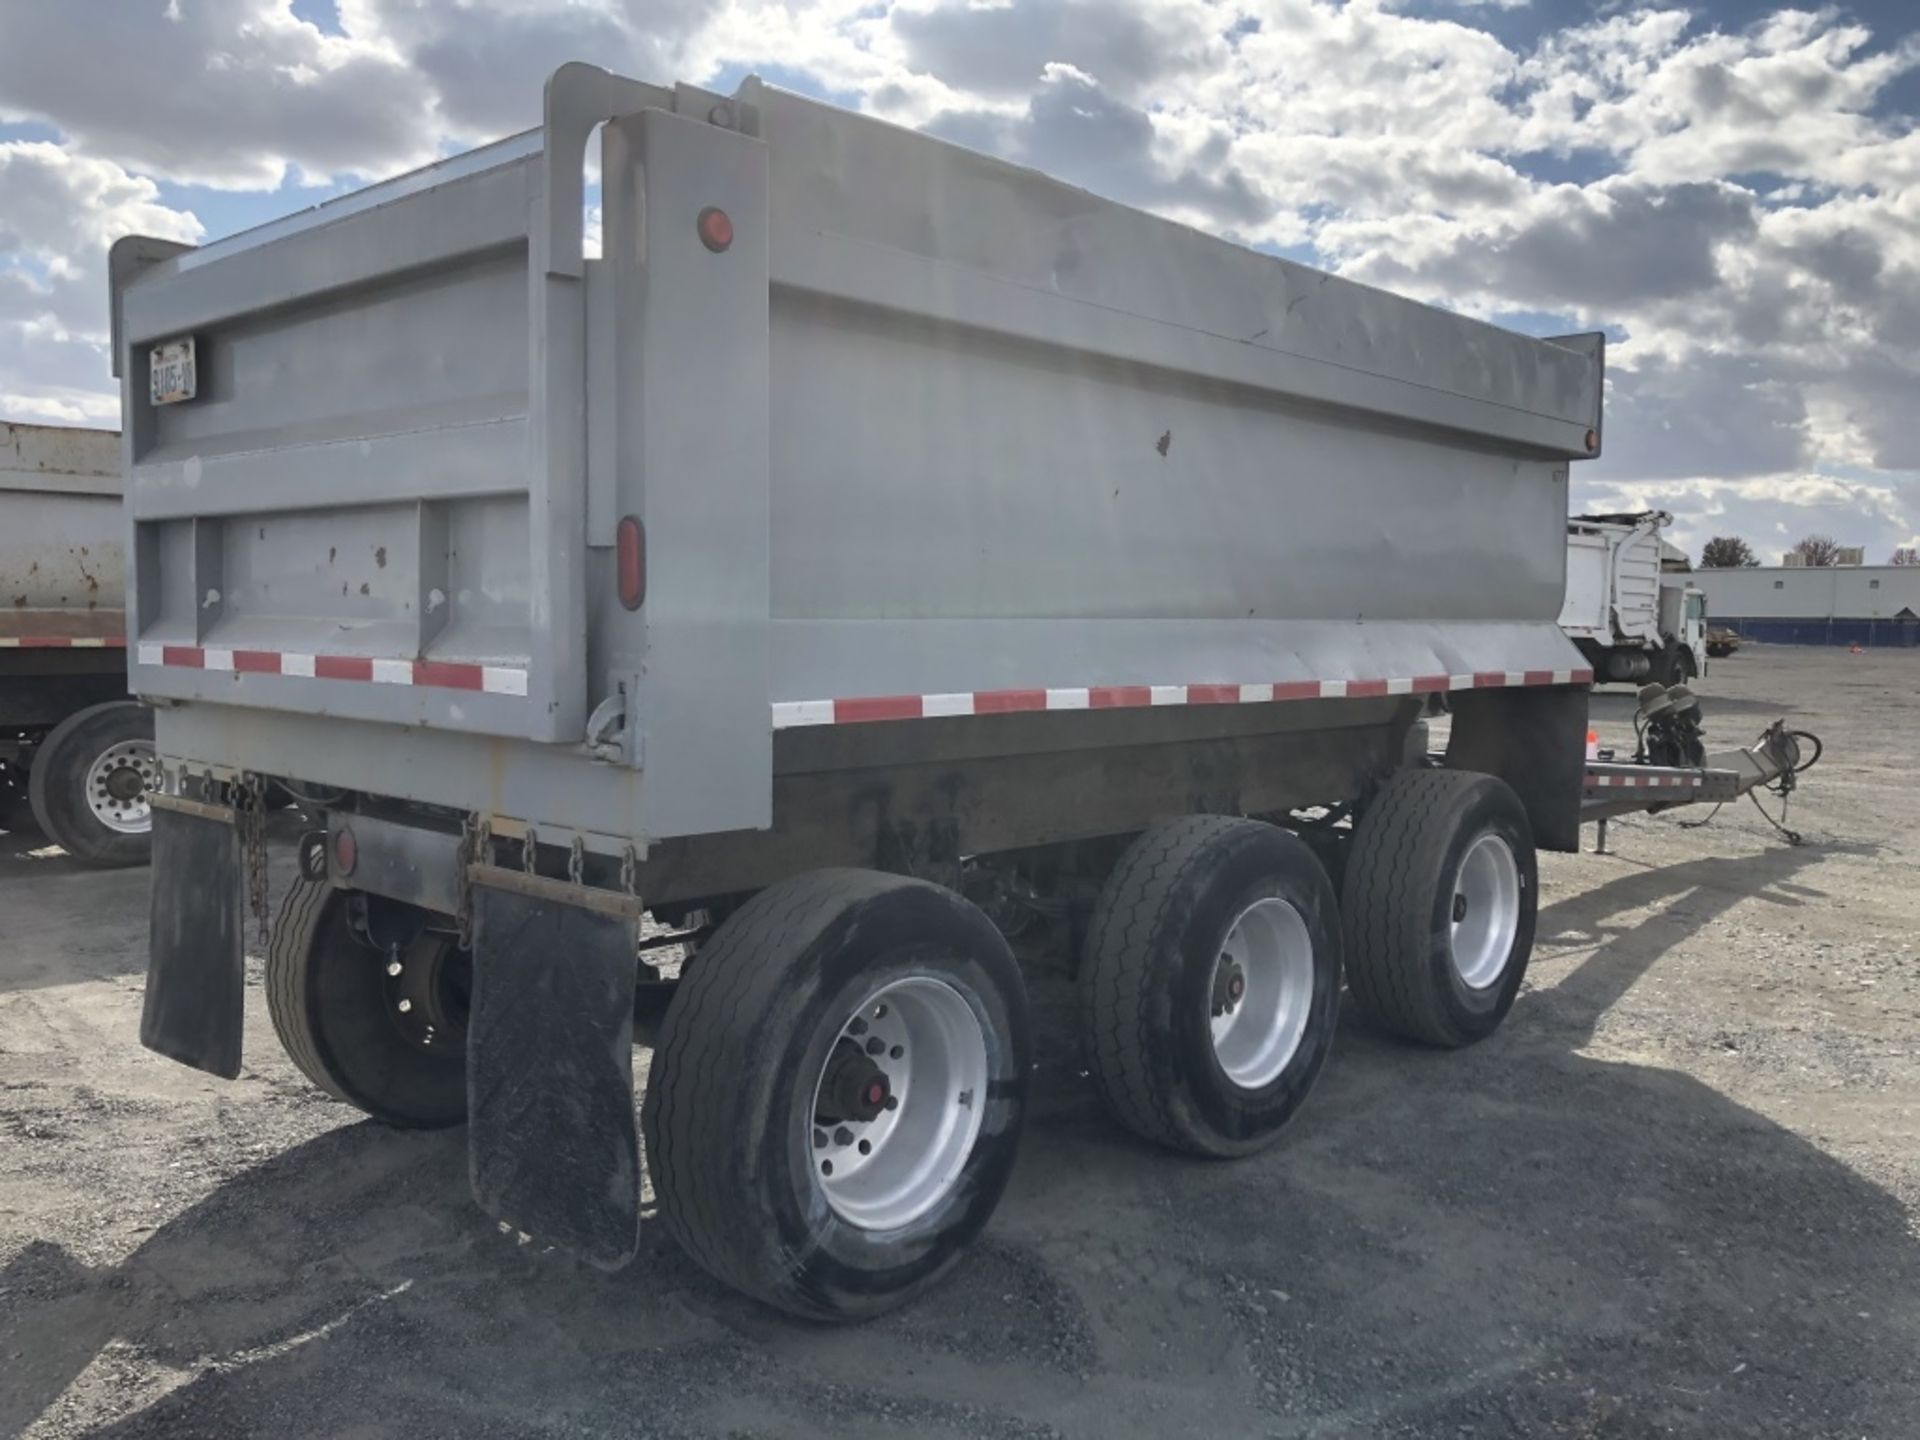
113;67;1598;862
1;422;125;647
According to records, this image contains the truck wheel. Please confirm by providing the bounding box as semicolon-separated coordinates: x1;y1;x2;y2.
26;701;159;867
642;870;1030;1321
1341;769;1536;1048
1080;817;1342;1158
264;878;469;1128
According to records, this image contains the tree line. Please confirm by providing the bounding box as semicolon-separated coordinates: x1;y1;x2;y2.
1698;536;1919;568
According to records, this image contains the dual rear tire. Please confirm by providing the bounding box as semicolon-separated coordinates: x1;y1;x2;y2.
642;871;1030;1320
1341;769;1537;1048
1076;771;1537;1157
1080;818;1343;1157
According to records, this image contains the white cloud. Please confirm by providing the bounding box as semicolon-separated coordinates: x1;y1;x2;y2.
0;0;1915;561
0;144;202;424
0;0;433;189
1576;472;1915;567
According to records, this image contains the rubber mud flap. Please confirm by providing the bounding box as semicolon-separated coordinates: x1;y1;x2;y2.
140;805;245;1078
467;882;641;1270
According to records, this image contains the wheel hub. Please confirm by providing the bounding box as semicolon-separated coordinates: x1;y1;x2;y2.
1208;897;1315;1090
82;739;161;835
1211;960;1248;1017
817;1043;893;1123
381;933;471;1054
1449;832;1520;990
807;977;989;1231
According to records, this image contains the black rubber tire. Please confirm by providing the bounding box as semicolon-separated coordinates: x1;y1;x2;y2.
1341;769;1537;1048
1080;817;1342;1158
642;869;1030;1321
265;877;467;1128
26;701;154;867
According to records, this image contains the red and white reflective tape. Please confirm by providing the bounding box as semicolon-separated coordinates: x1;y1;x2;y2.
1587;771;1696;790
0;635;126;649
136;643;528;696
772;667;1591;730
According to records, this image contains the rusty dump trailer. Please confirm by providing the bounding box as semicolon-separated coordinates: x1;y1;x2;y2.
114;66;1610;1319
1;421;156;864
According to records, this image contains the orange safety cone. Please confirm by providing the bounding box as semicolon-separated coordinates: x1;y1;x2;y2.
1585;728;1600;760
1849;642;1865;655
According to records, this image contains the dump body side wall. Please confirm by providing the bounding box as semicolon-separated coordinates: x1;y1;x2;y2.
120;70;1596;849
1;424;125;620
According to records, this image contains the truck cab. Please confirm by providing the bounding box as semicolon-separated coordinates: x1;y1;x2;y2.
1658;581;1709;681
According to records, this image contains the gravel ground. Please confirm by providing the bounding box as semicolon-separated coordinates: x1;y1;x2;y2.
3;644;1917;1438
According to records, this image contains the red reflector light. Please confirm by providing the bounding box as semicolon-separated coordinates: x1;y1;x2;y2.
333;825;357;876
617;515;645;611
697;206;733;253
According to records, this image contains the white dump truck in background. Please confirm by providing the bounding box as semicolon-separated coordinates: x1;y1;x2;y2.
1560;511;1707;685
0;421;156;864
113;64;1617;1320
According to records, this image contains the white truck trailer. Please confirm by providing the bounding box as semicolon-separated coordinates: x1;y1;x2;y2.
1;421;156;863
1560;511;1706;684
116;66;1613;1319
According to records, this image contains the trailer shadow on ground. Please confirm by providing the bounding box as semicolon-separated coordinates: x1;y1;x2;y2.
5;838;1915;1438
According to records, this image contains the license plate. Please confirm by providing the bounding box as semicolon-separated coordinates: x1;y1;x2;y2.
149;337;197;405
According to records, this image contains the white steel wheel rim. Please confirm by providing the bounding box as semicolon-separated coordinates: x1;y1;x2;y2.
1450;832;1520;989
809;976;989;1232
1209;897;1316;1090
83;739;160;835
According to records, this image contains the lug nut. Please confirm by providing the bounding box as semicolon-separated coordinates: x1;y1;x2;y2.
387;960;402;977
813;1129;827;1149
890;1045;904;1059
866;1037;886;1056
397;999;412;1013
848;1018;867;1037
834;1126;854;1146
884;1095;899;1112
858;1139;872;1156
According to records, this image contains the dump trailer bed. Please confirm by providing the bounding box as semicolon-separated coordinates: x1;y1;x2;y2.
0;423;156;863
117;65;1604;1317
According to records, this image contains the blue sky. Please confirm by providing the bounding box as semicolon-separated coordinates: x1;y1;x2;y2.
2;0;1917;561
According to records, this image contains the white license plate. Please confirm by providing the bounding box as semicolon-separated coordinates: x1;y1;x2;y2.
149;337;197;405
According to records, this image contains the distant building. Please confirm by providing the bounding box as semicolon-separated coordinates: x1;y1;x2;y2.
1690;565;1920;647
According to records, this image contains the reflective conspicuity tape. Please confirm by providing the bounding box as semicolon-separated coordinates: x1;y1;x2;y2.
0;636;127;649
1587;771;1698;789
772;668;1593;730
135;643;529;697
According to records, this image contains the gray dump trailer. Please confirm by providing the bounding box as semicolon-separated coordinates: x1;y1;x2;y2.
117;66;1611;1319
1;421;156;864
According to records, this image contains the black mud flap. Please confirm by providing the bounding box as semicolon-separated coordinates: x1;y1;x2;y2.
467;870;641;1271
139;801;244;1078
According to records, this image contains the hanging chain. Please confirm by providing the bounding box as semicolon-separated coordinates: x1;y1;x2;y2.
456;813;489;950
237;772;270;951
567;835;585;887
619;843;638;899
522;825;539;876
